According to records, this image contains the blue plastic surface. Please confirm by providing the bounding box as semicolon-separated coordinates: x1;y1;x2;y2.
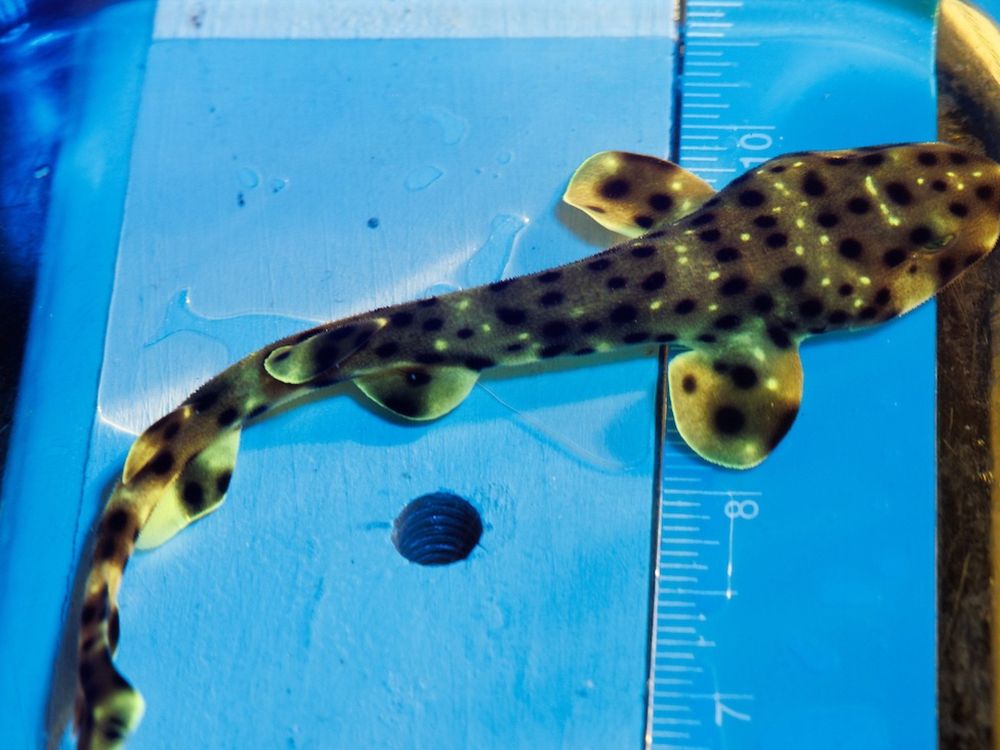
0;1;949;748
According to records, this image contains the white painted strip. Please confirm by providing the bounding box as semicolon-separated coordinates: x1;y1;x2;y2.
154;0;674;39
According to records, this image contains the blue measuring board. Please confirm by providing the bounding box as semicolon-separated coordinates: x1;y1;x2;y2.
646;1;938;748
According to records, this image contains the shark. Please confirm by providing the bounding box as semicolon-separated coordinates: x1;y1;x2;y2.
73;142;1000;748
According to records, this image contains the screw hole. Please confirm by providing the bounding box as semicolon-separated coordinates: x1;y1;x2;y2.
393;492;483;566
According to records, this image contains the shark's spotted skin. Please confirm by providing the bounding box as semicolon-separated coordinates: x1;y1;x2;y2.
74;143;1000;749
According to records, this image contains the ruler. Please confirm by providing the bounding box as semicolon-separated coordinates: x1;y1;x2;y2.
646;1;939;748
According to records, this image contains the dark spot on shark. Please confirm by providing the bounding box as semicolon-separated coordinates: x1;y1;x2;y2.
730;365;758;389
691;212;715;227
538;271;562;284
634;215;655;229
631;244;656;258
885;182;912;205
767;325;792;349
682;375;697;393
802;171;827;196
949;202;968;217
917;151;938;166
883;248;907;267
422;318;444;332
649;193;674;212
838;238;863;260
817;212;839;228
496;307;527;325
752;293;774;313
674;299;696;315
765;233;787;249
217;407;239;427
861;152;885;167
715;247;741;262
698;228;721;242
390;311;414;328
739;189;765;207
600;178;630;199
779;265;807;288
828;310;849;325
847;197;871;214
539;291;564;307
753;215;777;228
182;481;205;513
641;272;666;291
610;304;638;325
799;298;824;318
465;356;494;371
406;370;432;386
149;450;174;475
714;405;746;435
720;277;748;296
607;276;627;290
623;332;650;344
909;225;933;246
588;258;612;271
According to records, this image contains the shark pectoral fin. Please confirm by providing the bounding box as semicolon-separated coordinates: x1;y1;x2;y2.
264;318;387;385
135;429;241;550
356;365;479;421
668;344;803;469
563;150;716;236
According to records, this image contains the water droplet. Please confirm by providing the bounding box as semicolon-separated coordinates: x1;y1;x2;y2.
33;165;50;179
367;217;380;229
497;152;512;165
464;214;528;286
268;177;287;194
404;165;443;191
424;106;468;145
237;167;259;189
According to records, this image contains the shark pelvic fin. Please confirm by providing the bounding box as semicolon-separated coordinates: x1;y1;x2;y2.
356;365;479;420
264;318;386;385
563;150;715;236
668;342;802;468
135;429;241;550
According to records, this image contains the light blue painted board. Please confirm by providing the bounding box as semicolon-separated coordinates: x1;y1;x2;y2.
70;36;673;749
650;1;939;748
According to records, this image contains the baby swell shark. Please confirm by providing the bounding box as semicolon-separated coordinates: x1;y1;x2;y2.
74;142;1000;748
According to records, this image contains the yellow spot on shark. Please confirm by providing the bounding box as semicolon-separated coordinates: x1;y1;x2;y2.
860;276;872;286
708;303;719;312
740;233;751;242
457;299;471;311
765;377;779;391
821;277;831;287
434;340;448;352
480;323;492;333
650;300;663;311
708;271;720;281
795;245;804;256
518;332;530;341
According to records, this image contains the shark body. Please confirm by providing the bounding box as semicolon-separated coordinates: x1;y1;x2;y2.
74;142;1000;748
